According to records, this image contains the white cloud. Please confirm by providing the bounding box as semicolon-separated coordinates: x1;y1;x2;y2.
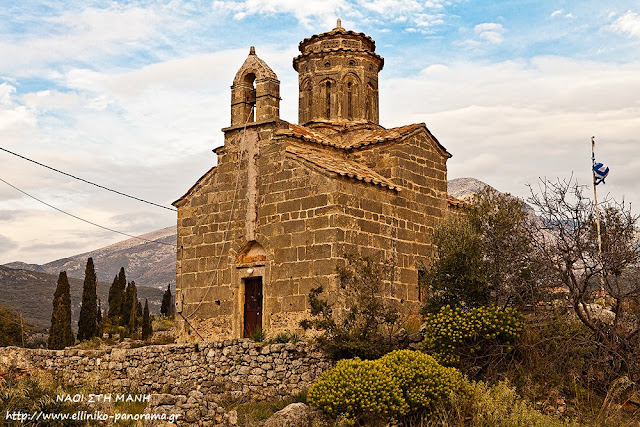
421;64;449;75
0;4;172;76
458;22;506;48
358;0;422;16
551;9;563;17
382;57;640;204
474;23;506;44
213;0;352;27
607;10;640;38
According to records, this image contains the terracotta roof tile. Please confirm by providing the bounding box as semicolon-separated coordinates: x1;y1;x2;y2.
276;124;341;148
277;123;434;151
285;145;398;191
347;123;424;149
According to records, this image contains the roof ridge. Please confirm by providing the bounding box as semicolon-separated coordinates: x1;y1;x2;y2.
285;144;398;191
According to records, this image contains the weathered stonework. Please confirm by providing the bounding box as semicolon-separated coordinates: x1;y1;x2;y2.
0;341;331;402
173;21;453;342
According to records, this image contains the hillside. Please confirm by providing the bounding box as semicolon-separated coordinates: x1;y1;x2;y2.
447;177;493;201
0;265;163;331
5;226;176;290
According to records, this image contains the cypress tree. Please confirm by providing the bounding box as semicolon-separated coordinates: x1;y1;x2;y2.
96;299;103;337
123;281;137;329
77;257;98;341
126;282;138;333
97;299;102;325
107;267;127;321
161;284;173;317
48;271;74;349
142;299;152;341
107;275;120;319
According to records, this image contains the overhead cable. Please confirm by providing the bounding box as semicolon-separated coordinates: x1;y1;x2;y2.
0;176;175;248
0;146;177;211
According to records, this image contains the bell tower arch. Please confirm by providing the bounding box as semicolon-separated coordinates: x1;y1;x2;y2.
231;46;280;126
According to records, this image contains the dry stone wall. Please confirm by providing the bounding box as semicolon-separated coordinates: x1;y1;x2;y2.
0;341;331;401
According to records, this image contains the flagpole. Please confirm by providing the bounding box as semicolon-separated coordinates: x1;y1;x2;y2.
591;136;603;255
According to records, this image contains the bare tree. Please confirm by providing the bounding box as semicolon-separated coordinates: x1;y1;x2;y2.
528;176;640;378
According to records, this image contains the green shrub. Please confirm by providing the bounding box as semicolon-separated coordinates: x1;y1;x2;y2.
300;254;400;360
307;358;408;423
422;305;524;366
454;380;568;427
251;327;265;342
378;350;466;414
0;369;95;426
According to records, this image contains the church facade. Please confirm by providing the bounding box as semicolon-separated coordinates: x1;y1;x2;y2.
173;22;452;342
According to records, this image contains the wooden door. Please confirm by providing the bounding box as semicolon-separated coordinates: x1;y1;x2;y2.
243;277;262;338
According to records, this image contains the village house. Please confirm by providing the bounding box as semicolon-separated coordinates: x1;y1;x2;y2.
173;21;453;342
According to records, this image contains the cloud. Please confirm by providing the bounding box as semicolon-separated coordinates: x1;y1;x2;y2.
382;56;640;203
607;10;640;38
212;0;352;27
358;0;422;16
458;23;506;48
0;235;18;255
0;4;171;76
0;210;27;222
474;23;506;44
551;9;563;17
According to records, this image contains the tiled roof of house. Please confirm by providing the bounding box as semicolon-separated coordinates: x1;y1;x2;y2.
277;124;338;147
285;144;398;191
278;122;450;157
347;123;424;149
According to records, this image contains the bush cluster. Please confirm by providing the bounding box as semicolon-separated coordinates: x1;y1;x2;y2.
307;358;407;423
422;305;525;366
308;350;465;424
378;350;466;413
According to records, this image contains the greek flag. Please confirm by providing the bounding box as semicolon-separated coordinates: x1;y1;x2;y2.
593;162;609;185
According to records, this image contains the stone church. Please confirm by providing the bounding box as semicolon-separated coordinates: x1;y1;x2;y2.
173;21;453;342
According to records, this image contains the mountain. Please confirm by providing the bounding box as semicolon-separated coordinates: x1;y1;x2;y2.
0;265;163;331
5;226;176;291
448;177;535;216
447;177;493;201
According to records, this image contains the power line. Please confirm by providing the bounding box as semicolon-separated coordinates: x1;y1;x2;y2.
0;146;177;211
0;176;175;248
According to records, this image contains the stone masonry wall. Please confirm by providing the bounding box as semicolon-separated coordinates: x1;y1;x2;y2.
0;341;331;402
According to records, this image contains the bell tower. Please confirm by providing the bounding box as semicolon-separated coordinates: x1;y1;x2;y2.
293;20;384;125
231;46;280;126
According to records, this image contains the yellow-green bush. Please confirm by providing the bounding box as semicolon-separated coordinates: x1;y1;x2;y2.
378;350;466;414
452;380;569;427
307;358;408;423
422;305;525;365
309;350;470;424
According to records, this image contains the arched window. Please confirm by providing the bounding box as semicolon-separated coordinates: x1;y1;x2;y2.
301;79;313;123
325;81;332;118
347;82;353;120
365;82;375;122
307;82;313;122
243;73;256;122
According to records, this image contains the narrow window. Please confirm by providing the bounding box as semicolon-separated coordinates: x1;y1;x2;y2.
307;85;313;122
325;81;331;118
347;82;353;120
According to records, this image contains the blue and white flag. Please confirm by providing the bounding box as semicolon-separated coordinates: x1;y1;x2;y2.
593;162;609;185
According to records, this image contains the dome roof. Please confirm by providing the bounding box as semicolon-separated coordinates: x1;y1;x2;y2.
233;46;278;84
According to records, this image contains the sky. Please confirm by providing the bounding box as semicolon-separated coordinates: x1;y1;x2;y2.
1;0;639;264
